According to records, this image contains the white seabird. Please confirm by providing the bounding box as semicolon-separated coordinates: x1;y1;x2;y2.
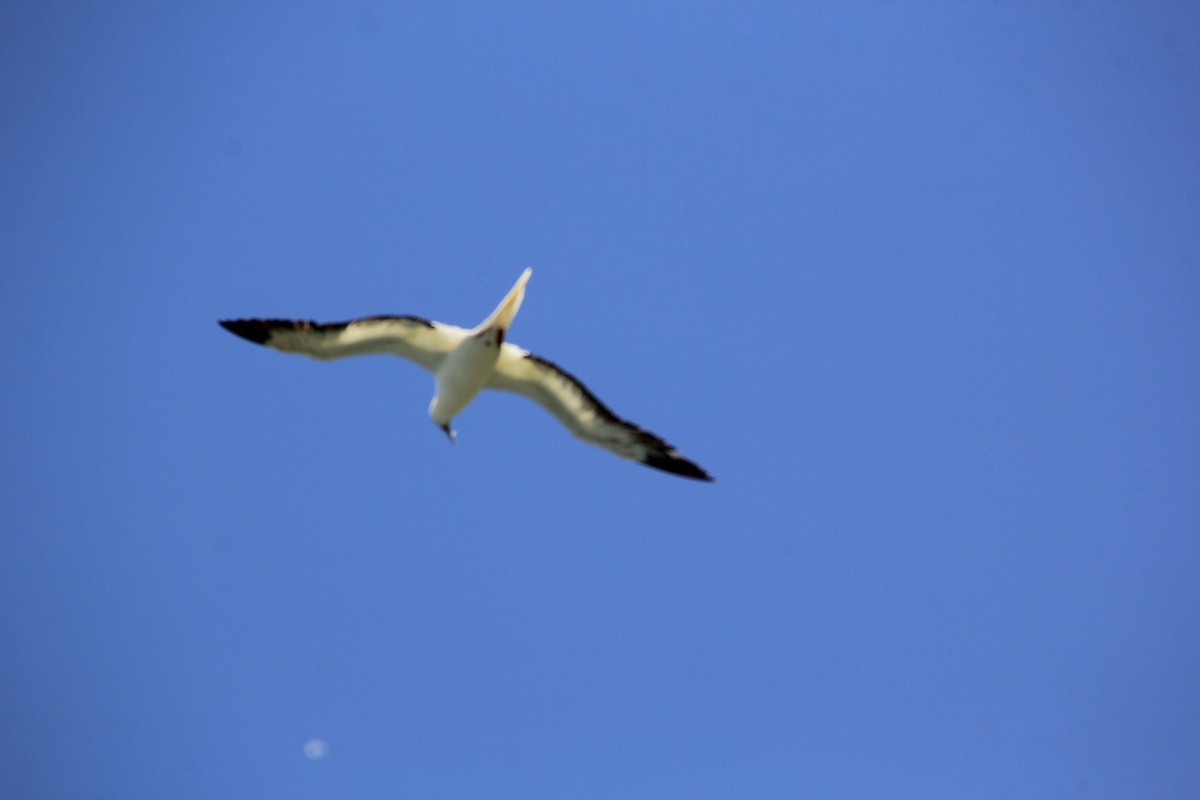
219;269;713;481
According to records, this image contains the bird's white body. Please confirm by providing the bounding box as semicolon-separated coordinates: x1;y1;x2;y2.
430;331;501;430
429;268;530;434
219;268;711;480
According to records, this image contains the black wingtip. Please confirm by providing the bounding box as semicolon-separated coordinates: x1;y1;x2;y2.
642;452;715;482
219;319;272;345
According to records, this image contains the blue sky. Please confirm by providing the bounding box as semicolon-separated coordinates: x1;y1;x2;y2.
2;2;1198;798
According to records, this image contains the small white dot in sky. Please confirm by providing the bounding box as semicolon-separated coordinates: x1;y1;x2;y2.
303;739;328;760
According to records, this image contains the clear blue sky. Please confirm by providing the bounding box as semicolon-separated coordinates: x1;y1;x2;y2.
3;2;1198;798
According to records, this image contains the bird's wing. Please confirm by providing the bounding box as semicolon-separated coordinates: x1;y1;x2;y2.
487;343;713;481
218;315;467;372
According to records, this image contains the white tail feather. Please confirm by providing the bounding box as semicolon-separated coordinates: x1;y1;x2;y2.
474;268;532;333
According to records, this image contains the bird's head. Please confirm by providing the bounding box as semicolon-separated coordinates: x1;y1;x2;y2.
429;398;456;444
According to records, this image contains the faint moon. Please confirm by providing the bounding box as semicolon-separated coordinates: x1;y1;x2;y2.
303;739;328;760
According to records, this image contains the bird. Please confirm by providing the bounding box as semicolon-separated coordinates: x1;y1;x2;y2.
219;269;713;481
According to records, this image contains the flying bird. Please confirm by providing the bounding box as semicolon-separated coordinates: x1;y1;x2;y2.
219;269;713;481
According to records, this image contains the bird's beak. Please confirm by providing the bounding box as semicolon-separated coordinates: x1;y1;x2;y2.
441;423;457;444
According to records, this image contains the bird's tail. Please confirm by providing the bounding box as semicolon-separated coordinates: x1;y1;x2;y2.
474;268;532;333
